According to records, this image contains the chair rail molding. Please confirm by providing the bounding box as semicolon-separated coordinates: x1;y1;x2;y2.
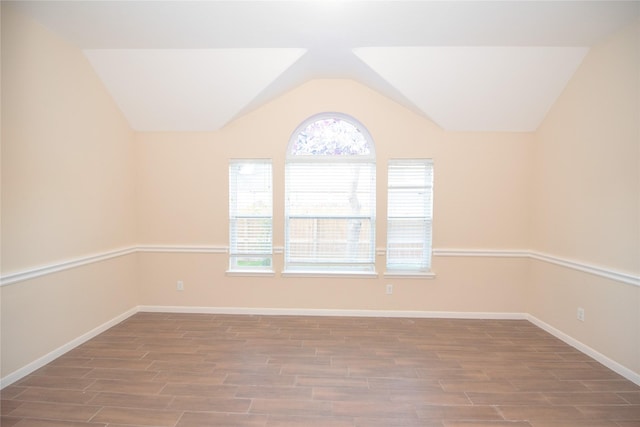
1;246;637;287
0;247;138;287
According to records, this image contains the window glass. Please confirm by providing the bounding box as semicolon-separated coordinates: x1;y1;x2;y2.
290;117;372;156
285;114;376;273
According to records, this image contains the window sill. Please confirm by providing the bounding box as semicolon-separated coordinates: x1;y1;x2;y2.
282;270;379;279
383;271;436;279
226;270;276;277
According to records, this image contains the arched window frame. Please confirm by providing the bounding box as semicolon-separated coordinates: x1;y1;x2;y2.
284;113;377;276
286;112;376;161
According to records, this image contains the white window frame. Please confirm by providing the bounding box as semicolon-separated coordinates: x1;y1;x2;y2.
385;159;435;278
284;113;377;277
228;159;273;275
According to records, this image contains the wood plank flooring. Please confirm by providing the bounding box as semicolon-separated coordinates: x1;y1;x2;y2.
2;312;639;426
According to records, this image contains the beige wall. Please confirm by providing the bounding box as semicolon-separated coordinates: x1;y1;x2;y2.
1;256;138;377
529;21;640;373
137;254;528;315
135;79;532;313
0;5;138;378
1;6;137;272
136;80;533;250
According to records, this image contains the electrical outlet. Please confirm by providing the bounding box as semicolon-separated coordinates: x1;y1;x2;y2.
177;280;184;291
386;284;393;295
577;307;585;321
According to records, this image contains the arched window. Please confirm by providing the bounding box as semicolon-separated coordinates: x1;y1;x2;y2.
284;113;376;274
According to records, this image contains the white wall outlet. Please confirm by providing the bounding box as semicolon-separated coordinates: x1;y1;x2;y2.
177;280;184;291
386;284;393;295
577;307;585;321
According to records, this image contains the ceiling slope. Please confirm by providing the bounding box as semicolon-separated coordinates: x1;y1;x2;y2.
9;1;640;132
354;46;589;132
83;49;306;131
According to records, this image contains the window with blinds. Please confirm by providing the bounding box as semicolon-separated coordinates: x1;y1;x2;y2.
228;160;273;272
285;113;376;274
387;159;434;272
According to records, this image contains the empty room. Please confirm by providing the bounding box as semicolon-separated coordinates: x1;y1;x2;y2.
1;1;639;426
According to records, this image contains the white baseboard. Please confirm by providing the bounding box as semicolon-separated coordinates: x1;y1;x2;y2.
526;314;640;386
0;307;139;389
137;305;527;320
145;307;639;386
3;306;638;389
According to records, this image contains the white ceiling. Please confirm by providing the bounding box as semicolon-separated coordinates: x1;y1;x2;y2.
9;1;640;132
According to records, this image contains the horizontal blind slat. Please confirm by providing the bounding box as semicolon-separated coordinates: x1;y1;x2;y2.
285;161;376;269
229;161;273;269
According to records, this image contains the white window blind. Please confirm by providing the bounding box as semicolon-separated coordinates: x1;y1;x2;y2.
387;159;434;272
285;161;376;272
228;160;272;272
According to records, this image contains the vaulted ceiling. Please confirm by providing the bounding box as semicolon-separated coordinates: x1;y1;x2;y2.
10;1;640;132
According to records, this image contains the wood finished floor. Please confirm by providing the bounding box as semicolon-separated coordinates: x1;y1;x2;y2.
1;313;639;427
